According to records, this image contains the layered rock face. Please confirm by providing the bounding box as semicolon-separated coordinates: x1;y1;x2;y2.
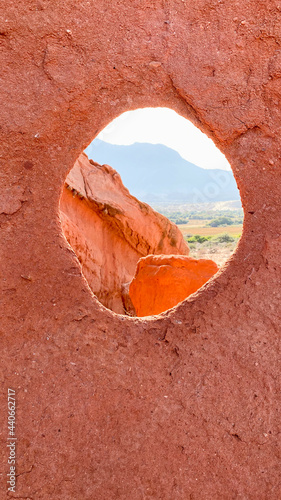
129;254;219;316
60;152;189;314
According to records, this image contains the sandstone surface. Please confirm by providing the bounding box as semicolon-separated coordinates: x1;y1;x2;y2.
60;152;189;314
129;254;219;316
1;1;281;499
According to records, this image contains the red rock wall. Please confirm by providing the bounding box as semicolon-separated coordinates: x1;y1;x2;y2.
60;153;189;314
1;1;281;499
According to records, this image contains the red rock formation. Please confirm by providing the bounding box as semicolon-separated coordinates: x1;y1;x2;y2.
129;254;219;316
60;152;189;314
3;2;281;499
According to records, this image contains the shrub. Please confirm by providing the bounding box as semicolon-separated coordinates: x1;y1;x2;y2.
208;217;234;227
186;234;210;244
175;218;188;225
213;233;235;243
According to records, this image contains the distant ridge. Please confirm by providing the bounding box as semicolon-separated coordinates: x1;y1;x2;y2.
85;139;240;204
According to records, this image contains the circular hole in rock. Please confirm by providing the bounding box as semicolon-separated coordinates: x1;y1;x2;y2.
59;108;243;317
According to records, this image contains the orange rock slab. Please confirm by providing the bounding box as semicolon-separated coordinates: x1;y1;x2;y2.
129;254;219;316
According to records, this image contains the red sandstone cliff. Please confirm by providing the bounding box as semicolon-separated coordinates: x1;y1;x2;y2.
60;153;189;314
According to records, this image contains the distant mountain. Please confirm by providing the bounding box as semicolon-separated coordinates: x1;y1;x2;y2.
85;139;240;204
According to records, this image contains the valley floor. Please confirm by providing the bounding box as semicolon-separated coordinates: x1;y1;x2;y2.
150;202;244;267
177;220;242;267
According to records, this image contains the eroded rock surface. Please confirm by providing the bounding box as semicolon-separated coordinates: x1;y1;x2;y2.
2;1;281;498
129;254;219;316
60;152;189;314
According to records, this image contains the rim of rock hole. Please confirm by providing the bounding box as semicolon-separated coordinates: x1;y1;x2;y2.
59;109;243;319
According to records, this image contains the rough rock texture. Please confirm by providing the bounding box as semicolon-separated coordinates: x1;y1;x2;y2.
1;1;281;499
129;255;219;317
60;152;189;314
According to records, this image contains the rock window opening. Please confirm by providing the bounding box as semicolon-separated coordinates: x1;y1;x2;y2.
59;108;243;317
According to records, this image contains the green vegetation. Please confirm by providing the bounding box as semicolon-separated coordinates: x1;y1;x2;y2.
208;216;243;227
186;234;211;244
185;232;238;246
155;208;244;225
174;217;189;225
212;233;235;243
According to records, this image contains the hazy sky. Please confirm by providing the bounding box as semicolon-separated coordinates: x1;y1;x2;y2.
96;107;231;171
